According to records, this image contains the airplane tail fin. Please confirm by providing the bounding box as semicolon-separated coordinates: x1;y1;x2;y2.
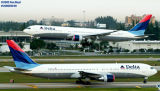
6;40;39;69
128;14;152;35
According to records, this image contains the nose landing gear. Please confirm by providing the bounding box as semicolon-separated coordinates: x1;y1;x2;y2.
143;77;148;84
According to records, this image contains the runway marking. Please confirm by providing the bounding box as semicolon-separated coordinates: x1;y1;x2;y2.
0;82;159;89
76;85;82;88
23;84;38;88
27;84;38;88
136;86;141;88
60;59;64;62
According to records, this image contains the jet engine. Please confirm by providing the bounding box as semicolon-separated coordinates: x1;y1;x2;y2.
98;73;115;82
67;35;84;41
72;35;83;41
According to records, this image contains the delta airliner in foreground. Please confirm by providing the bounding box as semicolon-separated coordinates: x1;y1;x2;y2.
4;40;157;84
24;14;152;42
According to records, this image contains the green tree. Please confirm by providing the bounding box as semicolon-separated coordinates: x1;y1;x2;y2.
67;20;76;27
30;39;46;50
116;22;125;30
51;21;63;26
18;42;24;49
46;43;59;50
0;21;23;31
145;21;160;40
95;16;117;29
20;23;26;31
100;41;109;50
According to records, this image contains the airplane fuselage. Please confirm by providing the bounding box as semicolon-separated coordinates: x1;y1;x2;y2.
24;25;140;41
12;63;157;79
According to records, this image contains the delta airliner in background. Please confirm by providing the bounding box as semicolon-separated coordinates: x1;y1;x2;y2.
24;14;152;42
4;40;157;84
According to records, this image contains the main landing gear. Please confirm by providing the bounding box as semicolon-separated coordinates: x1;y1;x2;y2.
76;78;91;85
143;77;148;84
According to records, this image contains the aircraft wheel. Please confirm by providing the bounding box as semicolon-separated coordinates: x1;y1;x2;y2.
143;79;147;84
76;80;84;84
143;77;148;84
85;81;91;85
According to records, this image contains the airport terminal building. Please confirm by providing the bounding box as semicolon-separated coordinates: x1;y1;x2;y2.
0;31;31;52
110;40;160;52
0;31;80;53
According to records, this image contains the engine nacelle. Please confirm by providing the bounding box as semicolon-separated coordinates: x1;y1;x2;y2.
72;35;83;41
98;74;115;82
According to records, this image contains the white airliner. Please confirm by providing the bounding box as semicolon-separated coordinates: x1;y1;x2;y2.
23;14;152;42
4;40;157;84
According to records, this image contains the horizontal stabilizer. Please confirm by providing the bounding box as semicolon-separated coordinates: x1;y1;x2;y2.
3;66;31;71
135;34;154;38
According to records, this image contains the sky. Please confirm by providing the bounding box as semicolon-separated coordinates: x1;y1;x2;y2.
0;0;160;22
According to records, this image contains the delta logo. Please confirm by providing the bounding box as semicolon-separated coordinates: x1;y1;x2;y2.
120;65;140;70
40;27;55;30
120;65;125;69
40;27;43;29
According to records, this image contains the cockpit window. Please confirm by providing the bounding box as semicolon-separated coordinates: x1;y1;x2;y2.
26;27;31;29
150;67;154;69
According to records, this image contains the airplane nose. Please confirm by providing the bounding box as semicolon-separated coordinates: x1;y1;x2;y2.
23;29;29;34
23;29;26;32
153;69;158;75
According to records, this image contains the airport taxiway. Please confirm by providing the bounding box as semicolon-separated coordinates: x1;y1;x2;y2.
0;58;160;62
0;82;159;89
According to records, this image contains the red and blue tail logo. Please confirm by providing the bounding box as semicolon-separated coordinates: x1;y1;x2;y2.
129;14;152;35
6;40;38;68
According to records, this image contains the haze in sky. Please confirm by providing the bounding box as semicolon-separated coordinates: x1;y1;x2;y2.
0;0;160;22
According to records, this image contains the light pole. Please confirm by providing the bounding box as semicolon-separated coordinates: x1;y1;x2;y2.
82;10;86;27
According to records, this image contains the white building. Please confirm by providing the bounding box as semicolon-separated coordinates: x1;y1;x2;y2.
0;31;31;53
96;23;106;29
109;40;160;51
0;42;31;53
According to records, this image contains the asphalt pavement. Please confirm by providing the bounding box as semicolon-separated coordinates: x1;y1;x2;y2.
0;58;160;62
0;82;159;89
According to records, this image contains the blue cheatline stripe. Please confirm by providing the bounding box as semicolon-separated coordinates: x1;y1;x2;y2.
129;20;150;32
107;74;114;82
9;47;39;68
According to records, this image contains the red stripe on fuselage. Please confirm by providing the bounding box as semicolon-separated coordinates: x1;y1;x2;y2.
113;75;115;81
139;14;152;23
6;40;24;52
74;35;75;40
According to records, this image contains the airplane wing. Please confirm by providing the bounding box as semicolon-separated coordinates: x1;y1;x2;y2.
83;30;117;37
78;71;102;79
67;30;117;39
